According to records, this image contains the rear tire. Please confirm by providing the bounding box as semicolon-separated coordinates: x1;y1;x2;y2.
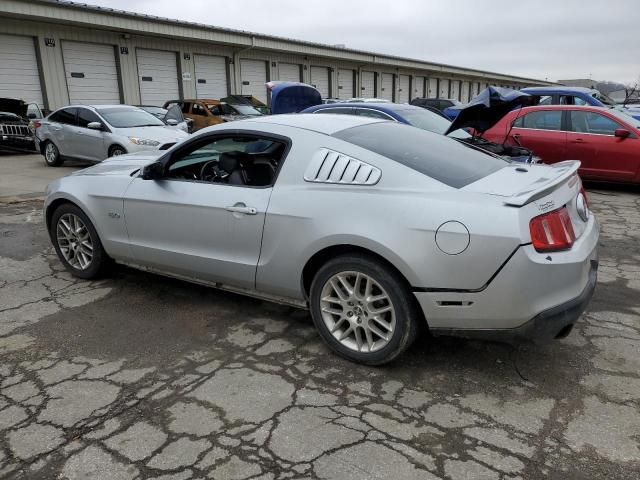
108;145;126;157
309;253;420;365
43;141;63;167
50;203;109;279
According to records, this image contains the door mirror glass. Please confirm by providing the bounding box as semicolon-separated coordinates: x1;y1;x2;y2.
614;128;631;139
141;161;164;180
87;121;103;130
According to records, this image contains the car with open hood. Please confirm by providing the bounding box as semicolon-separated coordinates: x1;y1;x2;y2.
0;98;43;151
44;114;598;364
35;105;189;166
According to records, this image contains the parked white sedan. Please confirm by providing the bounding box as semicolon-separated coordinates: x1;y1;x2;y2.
35;105;189;166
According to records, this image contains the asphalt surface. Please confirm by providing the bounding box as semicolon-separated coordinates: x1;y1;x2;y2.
1;153;639;479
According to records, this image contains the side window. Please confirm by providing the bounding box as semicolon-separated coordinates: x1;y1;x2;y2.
165;104;184;123
180;102;191;114
26;103;43;119
518;111;562;131
191;103;207;116
166;135;288;187
537;95;553;106
49;108;77;125
354;108;393;120
314;108;353;115
77;108;102;128
570;111;620;135
208;104;223;116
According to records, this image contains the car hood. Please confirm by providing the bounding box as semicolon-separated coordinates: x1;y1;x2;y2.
0;111;29;125
71;151;163;177
445;87;534;135
113;126;189;143
0;98;27;118
268;82;322;114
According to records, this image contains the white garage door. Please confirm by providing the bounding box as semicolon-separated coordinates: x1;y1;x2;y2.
137;49;179;106
398;75;410;103
194;55;228;100
310;66;330;98
0;34;43;106
361;71;375;98
428;78;438;97
380;73;394;101
337;69;354;99
438;79;450;99
461;81;470;102
278;63;301;82
62;41;120;105
450;80;460;101
240;59;268;104
413;76;426;99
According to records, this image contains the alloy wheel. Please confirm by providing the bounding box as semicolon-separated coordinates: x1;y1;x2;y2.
319;271;396;353
56;213;93;270
45;143;57;163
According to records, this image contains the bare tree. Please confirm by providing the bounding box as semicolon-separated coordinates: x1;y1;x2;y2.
623;77;639;105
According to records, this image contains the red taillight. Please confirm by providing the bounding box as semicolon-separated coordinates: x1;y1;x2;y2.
529;207;576;252
33;121;41;129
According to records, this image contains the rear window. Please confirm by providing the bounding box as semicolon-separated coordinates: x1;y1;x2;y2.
333;122;506;188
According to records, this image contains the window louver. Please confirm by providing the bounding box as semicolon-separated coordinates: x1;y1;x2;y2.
304;148;381;185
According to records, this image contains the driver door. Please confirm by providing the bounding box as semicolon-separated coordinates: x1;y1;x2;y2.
122;135;277;289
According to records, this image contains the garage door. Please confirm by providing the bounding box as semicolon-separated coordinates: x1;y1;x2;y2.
428;78;438;98
194;54;228;99
438;79;450;99
310;66;330;98
0;34;43;106
137;49;179;106
337;69;354;99
278;63;301;82
450;80;460;101
361;71;375;98
380;73;394;101
398;75;410;103
62;41;120;105
413;76;426;99
240;59;268;104
461;81;470;102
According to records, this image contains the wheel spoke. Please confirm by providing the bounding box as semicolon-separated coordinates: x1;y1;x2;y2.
354;327;364;351
371;315;393;332
321;306;343;316
329;279;349;301
336;274;354;297
337;325;354;341
330;317;347;333
364;326;374;351
369;304;392;316
368;322;390;342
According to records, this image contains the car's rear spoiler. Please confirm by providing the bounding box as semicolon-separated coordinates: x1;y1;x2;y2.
503;160;581;207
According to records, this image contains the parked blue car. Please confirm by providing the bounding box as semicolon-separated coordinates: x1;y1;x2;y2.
301;102;535;162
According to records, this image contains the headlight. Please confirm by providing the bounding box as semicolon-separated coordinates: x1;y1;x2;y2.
129;137;160;146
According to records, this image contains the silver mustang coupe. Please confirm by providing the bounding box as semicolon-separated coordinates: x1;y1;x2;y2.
44;114;599;364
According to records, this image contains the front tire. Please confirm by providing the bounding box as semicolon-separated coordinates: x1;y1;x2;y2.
108;145;127;157
50;203;108;279
309;254;420;365
43;141;63;167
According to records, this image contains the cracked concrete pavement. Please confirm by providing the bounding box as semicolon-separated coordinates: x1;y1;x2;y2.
1;155;639;479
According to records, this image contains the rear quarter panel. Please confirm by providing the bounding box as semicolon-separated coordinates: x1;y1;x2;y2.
255;127;522;300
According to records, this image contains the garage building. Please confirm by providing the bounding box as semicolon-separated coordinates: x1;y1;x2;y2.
0;0;551;111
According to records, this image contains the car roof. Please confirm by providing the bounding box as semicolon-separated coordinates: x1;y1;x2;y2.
239;113;384;134
521;86;596;94
508;105;610;115
308;102;422;114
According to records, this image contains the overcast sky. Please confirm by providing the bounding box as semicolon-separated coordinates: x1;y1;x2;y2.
82;0;639;84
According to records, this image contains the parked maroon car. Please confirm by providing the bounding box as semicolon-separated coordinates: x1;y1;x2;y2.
482;105;640;184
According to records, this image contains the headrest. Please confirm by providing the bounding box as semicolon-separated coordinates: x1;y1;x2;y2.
218;151;245;173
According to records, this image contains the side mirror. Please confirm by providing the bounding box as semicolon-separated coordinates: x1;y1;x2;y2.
141;161;164;180
27;112;37;119
87;121;103;130
614;128;631;139
166;118;178;126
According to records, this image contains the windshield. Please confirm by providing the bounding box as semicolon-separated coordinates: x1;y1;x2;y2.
333;122;506;188
606;108;640;129
226;104;262;116
140;106;167;118
397;108;471;139
593;91;615;106
97;107;165;128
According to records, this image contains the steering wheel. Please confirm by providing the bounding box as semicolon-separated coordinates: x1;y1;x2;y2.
200;160;228;182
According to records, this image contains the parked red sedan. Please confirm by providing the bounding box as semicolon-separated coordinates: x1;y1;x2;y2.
482;105;640;183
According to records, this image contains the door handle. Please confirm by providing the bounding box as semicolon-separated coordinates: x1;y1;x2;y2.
571;138;584;143
226;204;257;215
75;130;85;135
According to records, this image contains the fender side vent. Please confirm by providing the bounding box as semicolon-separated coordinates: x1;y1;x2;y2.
304;148;381;185
436;301;474;307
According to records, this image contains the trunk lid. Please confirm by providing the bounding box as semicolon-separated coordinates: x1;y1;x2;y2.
464;160;589;241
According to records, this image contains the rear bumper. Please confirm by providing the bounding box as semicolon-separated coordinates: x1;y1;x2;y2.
429;259;597;344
